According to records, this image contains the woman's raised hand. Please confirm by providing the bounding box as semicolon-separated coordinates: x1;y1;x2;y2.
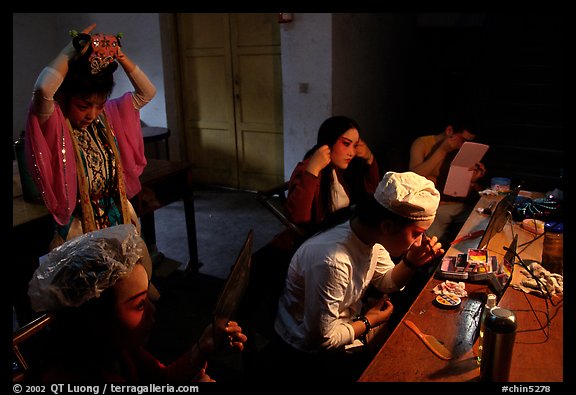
224;320;247;352
306;145;331;177
82;23;97;34
355;139;374;164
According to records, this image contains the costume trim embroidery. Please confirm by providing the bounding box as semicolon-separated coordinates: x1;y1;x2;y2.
66;111;131;233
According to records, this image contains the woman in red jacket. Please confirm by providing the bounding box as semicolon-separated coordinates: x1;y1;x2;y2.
284;115;380;233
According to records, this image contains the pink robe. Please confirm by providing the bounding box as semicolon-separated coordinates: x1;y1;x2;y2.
25;92;146;226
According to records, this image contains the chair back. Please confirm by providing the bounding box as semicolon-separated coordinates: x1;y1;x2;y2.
256;182;306;237
12;313;54;382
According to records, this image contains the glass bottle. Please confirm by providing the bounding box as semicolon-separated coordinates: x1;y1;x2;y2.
541;222;563;275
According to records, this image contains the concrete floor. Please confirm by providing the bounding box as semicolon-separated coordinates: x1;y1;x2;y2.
153;186;285;279
147;185;286;382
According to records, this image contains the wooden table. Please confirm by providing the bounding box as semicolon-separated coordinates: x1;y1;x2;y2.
129;158;199;271
358;193;564;382
142;126;171;160
13;158;199;268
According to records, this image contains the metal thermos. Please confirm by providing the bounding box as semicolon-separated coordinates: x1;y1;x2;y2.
480;307;517;382
477;293;497;366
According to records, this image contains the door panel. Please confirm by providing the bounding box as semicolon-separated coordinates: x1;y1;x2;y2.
177;13;236;186
235;13;280;46
183;56;233;123
176;13;283;189
231;14;284;190
185;126;236;184
241;129;284;174
179;13;228;48
237;53;281;124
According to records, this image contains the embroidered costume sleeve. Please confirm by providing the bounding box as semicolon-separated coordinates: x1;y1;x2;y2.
31;66;63;119
126;66;156;110
25;101;76;226
104;92;148;198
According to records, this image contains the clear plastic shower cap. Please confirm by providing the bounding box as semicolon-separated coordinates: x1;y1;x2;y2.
28;224;145;312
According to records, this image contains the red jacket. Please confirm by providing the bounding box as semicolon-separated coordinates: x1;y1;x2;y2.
284;157;380;227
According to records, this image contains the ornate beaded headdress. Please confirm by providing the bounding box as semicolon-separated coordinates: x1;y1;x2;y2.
70;30;123;75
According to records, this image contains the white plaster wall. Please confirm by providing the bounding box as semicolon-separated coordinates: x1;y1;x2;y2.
279;13;333;181
12;13;166;142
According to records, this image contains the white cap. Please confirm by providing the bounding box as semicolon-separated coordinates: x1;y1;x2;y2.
374;171;440;221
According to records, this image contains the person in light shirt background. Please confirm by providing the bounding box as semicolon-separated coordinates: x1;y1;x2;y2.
408;114;487;247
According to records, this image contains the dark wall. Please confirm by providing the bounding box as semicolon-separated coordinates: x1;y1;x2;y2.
332;13;418;177
478;14;563;193
398;13;563;193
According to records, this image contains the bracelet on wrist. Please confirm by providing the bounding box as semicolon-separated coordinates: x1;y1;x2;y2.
353;315;372;344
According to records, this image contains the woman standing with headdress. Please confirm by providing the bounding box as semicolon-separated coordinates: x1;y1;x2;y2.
25;23;156;251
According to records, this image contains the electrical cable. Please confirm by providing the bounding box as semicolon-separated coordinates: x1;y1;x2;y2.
502;217;563;339
501;243;565;341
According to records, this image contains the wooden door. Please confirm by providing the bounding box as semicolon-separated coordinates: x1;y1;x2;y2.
176;13;284;190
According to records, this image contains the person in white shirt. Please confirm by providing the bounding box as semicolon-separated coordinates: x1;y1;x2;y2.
268;171;444;381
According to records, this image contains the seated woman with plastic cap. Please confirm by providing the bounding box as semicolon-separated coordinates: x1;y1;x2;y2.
28;224;247;382
264;171;445;382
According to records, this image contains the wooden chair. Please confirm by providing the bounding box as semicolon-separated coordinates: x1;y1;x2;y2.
255;181;306;237
251;181;355;326
256;181;354;238
12;313;54;382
